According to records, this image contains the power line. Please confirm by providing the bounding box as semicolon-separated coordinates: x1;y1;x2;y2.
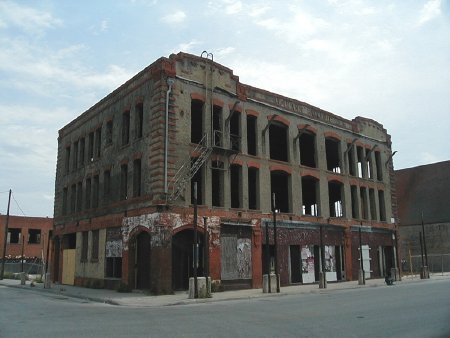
11;192;26;217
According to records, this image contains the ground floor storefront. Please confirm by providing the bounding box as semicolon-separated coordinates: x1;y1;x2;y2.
52;211;398;293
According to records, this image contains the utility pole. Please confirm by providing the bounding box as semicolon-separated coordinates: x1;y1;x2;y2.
265;216;271;293
21;232;26;273
358;224;365;285
319;226;327;288
421;212;429;278
1;189;12;280
193;182;198;298
272;193;280;293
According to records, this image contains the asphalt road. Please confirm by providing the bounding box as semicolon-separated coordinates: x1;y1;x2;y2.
1;278;449;338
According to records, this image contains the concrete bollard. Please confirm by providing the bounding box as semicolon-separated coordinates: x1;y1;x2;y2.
189;277;211;299
358;269;365;285
44;273;51;289
262;274;278;293
20;272;26;285
319;271;327;289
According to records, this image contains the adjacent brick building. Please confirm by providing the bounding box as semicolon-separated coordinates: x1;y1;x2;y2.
53;52;398;292
0;215;53;273
396;161;450;274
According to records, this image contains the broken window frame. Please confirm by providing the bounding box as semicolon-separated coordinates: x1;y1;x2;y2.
270;170;291;213
269;122;289;162
378;190;386;222
299;131;317;168
246;115;257;156
328;180;344;218
248;167;259;210
301;176;320;216
7;228;21;244
28;229;41;244
211;161;225;208
230;164;242;209
325;137;342;174
191;99;204;144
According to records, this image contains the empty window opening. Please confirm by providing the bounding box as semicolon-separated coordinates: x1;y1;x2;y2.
230;112;241;151
360;187;369;220
369;188;377;220
106;257;122;278
325;138;341;173
73;141;78;170
81;231;88;262
248;167;259;210
378;190;386;221
133;159;142;197
269;123;288;162
211;161;224;207
88;132;94;161
366;149;373;179
271;171;290;213
28;229;41;244
85;179;91;209
247;115;257;156
95;127;102;158
70;184;76;213
120;164;128;200
191;158;203;205
347;143;356;176
79;137;85;166
230;164;242;208
351;185;359;219
106;120;113;145
62;187;68;215
213;105;222;147
302;176;319;216
191;99;204;144
357;146;365;178
375;151;383;181
65;146;71;174
135;103;143;139
300;132;316;168
93;175;99;208
91;230;99;261
328;181;344;217
103;170;111;203
77;181;82;212
7;228;21;244
122;110;130;146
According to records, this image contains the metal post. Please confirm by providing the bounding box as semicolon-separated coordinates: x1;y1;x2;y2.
320;226;327;288
265;219;271;293
21;232;25;273
359;225;365;285
193;182;198;298
1;189;12;280
272;193;280;293
419;231;425;278
421;213;429;268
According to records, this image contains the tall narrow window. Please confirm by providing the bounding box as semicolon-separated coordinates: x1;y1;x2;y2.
135;103;143;139
191;159;203;205
95;127;102;158
378;190;386;221
357;146;365;178
325;138;341;173
81;231;88;262
347;143;355;176
360;187;368;220
85;178;91;209
133;159;142;197
230;164;242;208
88;132;94;162
70;184;76;213
366;149;373;179
91;230;99;261
270;171;290;213
269;123;288;162
106;120;113;145
302;176;319;216
73;141;78;170
328;181;344;217
369;188;377;220
122;110;130;146
79;137;85;166
28;229;41;244
375;151;383;181
246;115;257;156
299;132;316;168
211;161;224;207
213;105;222;147
103;170;111;203
93;175;99;208
76;181;82;212
351;185;359;219
120;164;128;200
191;99;204;144
230;112;241;152
248;167;259;210
65;146;71;174
62;187;68;215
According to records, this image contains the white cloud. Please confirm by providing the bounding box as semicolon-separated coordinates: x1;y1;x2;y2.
177;40;202;53
418;0;441;25
162;10;186;24
0;1;62;34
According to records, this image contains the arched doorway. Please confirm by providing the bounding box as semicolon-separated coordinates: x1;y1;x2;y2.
172;229;203;291
132;231;151;290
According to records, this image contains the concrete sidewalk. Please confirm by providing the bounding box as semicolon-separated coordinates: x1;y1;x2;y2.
1;273;448;308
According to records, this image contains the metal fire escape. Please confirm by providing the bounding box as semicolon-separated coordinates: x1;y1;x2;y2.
169;133;212;201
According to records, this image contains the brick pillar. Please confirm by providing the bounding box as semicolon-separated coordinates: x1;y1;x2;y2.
344;229;353;281
252;227;262;288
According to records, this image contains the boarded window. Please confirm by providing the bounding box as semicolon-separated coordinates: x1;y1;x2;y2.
220;225;252;280
105;227;122;278
91;230;99;261
135;103;143;139
122;110;130;146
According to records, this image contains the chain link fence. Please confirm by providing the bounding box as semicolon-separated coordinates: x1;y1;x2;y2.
401;254;450;276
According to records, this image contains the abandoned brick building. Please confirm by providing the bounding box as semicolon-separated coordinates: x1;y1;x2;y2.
53;52;398;292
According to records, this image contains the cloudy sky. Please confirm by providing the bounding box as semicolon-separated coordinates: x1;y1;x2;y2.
0;0;449;217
